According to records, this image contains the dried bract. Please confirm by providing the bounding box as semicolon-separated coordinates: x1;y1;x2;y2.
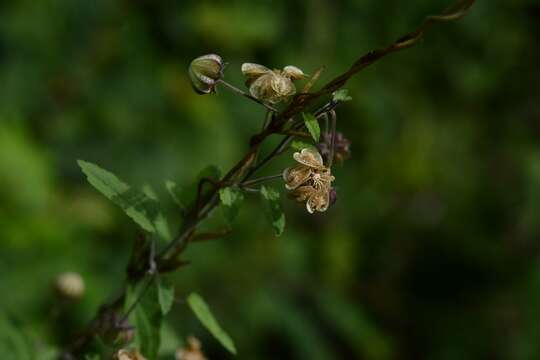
241;63;306;104
283;148;335;213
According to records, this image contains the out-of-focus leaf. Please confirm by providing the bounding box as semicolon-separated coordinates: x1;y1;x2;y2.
332;89;352;102
260;186;285;236
187;292;237;355
157;279;175;316
219;186;244;224
78;160;167;237
303;113;320;142
316;291;393;360
125;278;162;359
0;315;33;360
159;323;183;356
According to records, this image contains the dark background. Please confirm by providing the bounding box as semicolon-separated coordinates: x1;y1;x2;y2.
1;0;540;359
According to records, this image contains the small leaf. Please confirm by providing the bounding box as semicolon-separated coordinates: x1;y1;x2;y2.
157;279;175;316
302;112;320;142
332;89;352;102
219;187;244;224
187;293;237;355
260;186;286;236
291;140;317;152
125;278;162;359
78;160;165;235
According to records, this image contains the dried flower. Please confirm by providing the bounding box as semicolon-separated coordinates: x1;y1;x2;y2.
55;272;85;300
283;148;335;213
189;54;224;94
241;63;305;104
176;336;207;360
316;132;352;164
117;349;146;360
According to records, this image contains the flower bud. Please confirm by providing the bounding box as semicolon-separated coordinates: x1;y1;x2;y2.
176;336;207;360
188;54;224;94
55;272;85;300
317;132;352;164
117;349;146;360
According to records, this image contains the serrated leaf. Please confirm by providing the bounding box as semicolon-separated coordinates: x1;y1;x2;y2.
187;293;237;355
157;280;175;316
260;185;286;236
332;89;352;102
302;112;320;142
78;160;167;236
125;279;162;359
219;187;244;224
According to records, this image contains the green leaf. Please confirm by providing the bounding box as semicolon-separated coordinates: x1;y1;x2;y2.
157;279;175;316
0;315;33;360
332;89;352;102
291;140;316;152
260;185;286;236
187;293;237;355
302;112;320;142
78;160;166;235
219;187;244;224
125;278;162;359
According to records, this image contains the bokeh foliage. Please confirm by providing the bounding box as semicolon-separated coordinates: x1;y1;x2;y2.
1;0;539;359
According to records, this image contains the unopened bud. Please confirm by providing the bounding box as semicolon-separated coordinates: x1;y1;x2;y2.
188;54;224;94
176;336;207;360
55;272;85;300
117;349;146;360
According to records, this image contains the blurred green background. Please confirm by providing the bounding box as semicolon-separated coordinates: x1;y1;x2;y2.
1;0;540;359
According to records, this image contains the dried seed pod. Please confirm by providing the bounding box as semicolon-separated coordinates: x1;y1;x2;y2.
55;272;85;300
283;148;335;213
241;63;304;104
188;54;224;94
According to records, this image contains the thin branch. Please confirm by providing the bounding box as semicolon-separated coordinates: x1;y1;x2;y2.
328;110;337;168
241;174;283;187
218;79;277;112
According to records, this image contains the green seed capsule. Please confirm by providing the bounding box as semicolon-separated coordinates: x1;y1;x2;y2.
188;54;224;94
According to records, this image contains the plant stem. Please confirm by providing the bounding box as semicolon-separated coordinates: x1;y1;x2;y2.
328;110;337;167
218;79;277;112
241;174;282;187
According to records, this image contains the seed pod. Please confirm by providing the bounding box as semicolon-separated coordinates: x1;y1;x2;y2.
188;54;224;94
241;63;304;104
55;272;85;300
